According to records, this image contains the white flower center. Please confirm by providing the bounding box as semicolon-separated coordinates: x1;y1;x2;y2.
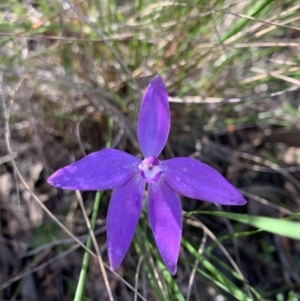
138;156;162;183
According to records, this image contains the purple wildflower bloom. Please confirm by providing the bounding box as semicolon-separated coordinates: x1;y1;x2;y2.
48;75;246;275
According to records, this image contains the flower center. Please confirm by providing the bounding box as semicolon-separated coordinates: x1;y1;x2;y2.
138;155;162;183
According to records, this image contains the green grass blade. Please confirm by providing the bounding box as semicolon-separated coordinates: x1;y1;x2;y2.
135;224;185;301
74;191;101;301
187;211;300;240
182;239;252;301
219;0;276;43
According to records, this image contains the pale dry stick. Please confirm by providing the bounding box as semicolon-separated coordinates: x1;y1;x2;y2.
0;31;142;42
205;3;229;66
134;255;145;301
20;227;106;258
6;128;148;296
168;85;300;104
2;31;300;48
0;244;79;291
186;231;207;301
274;234;300;284
193;41;300;49
0;72;148;301
75;114;89;156
204;141;300;189
251;67;300;87
247;185;299;200
0;31;300;48
145;240;169;301
201;147;300;174
74;105;130;301
75;112;114;301
242;66;300;84
0;7;9;23
160;10;215;29
4;76;27;208
149;258;168;301
24;84;51;176
240;190;296;217
192;6;300;54
185;217;250;287
111;127;125;149
239;152;300;189
75;190;114;301
138;2;300;33
57;78;125;116
255;15;300;37
5;58;300;107
62;0;141;94
269;59;299;66
49;79;140;150
65;197;79;234
0;152;17;164
234;41;300;48
225;4;300;44
215;203;243;278
32;0;86;29
0;75;96;259
75;112;124;151
135;3;216;28
210;4;300;34
84;92;140;151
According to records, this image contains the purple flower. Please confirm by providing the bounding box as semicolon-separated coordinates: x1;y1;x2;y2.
48;75;246;275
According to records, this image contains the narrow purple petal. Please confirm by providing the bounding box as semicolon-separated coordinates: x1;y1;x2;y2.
48;149;141;191
137;75;170;157
162;158;247;205
107;175;145;270
148;181;182;275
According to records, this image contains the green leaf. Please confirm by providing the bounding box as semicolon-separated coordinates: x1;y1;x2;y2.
135;225;185;301
182;239;253;301
186;211;300;240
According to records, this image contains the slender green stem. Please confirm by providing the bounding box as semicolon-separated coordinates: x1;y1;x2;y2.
74;191;101;301
74;116;113;300
106;116;113;148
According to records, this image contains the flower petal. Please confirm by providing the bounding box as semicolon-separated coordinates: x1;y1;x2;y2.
148;181;182;274
48;149;141;191
107;174;145;270
137;75;170;157
162;158;246;205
